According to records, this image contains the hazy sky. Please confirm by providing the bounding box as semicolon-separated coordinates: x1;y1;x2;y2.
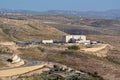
0;0;120;11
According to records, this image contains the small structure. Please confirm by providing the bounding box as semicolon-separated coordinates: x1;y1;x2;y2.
12;54;24;64
7;54;24;65
91;41;98;44
42;40;53;44
62;35;90;44
16;41;31;46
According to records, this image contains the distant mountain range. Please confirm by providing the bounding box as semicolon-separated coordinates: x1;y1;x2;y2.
45;10;120;19
0;9;120;19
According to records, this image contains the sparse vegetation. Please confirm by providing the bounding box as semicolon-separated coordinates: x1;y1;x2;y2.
106;56;120;65
18;47;42;59
0;17;67;41
16;71;104;80
0;14;120;80
67;45;80;50
106;49;120;65
27;24;38;30
0;46;13;54
0;62;6;67
37;47;45;52
85;44;92;48
17;74;64;80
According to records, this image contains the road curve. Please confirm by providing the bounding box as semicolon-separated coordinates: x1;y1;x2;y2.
82;44;108;52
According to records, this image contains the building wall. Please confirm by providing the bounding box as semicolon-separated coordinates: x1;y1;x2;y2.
72;35;86;41
42;40;53;44
76;40;90;44
62;35;86;43
62;35;72;43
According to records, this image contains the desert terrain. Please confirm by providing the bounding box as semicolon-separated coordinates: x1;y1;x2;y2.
0;14;120;80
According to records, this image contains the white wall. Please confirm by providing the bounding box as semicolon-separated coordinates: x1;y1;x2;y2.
42;40;53;44
62;35;86;43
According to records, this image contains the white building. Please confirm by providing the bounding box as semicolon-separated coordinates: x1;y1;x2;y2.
62;35;90;44
42;40;53;44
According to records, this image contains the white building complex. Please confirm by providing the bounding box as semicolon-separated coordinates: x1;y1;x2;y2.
62;35;90;44
42;40;53;44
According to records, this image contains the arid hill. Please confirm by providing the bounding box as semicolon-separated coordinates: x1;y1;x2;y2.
0;15;120;80
0;17;66;41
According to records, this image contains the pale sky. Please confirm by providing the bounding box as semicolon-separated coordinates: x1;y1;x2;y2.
0;0;119;11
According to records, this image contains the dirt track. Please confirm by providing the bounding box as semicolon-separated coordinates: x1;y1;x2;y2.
0;64;46;77
81;44;112;57
82;44;108;52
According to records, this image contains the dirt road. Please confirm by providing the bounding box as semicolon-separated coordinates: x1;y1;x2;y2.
0;64;46;77
82;44;109;52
